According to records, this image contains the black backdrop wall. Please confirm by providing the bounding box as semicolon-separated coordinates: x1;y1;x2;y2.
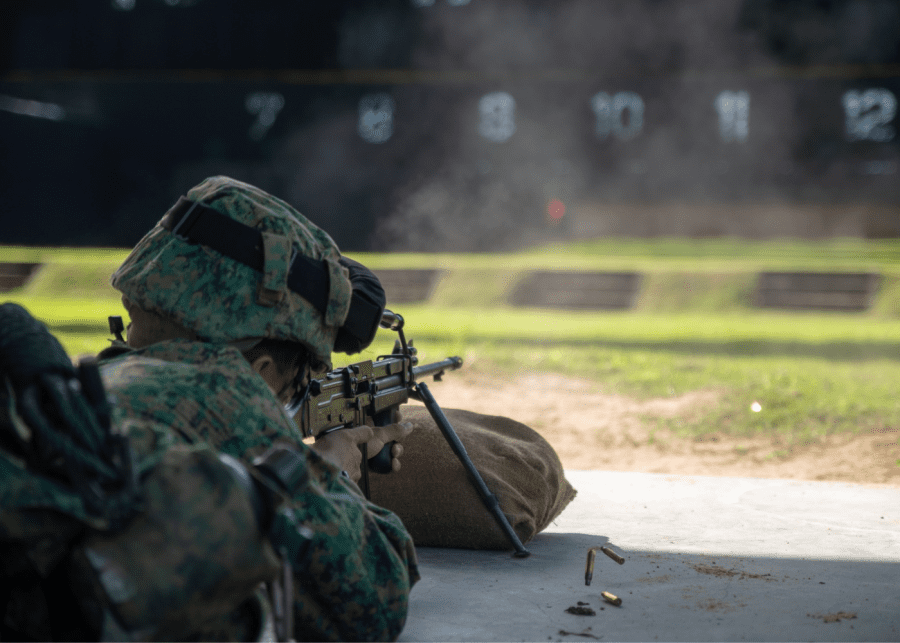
2;0;899;251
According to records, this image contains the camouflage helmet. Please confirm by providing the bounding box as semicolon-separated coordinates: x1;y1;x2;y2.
111;176;352;366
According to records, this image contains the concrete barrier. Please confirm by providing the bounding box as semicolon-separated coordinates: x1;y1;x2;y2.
373;269;445;305
509;271;642;310
755;272;882;312
0;262;41;293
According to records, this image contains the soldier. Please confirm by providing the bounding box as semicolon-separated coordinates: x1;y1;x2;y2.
94;175;418;640
0;302;305;641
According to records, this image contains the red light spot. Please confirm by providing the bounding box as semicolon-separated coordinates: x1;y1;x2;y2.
547;199;566;221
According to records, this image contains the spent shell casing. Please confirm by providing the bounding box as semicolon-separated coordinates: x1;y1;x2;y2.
585;549;596;586
600;546;625;565
601;591;622;607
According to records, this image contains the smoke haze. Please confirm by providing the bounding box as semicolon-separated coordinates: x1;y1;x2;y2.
1;0;898;250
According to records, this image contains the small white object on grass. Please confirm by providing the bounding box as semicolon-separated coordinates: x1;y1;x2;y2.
751;401;762;412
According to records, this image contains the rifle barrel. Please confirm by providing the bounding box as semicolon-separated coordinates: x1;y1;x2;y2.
412;356;463;380
370;356;462;392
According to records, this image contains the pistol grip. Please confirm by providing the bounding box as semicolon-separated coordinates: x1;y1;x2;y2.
367;409;396;474
368;442;395;474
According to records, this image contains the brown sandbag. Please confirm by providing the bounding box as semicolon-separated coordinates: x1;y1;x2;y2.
368;405;577;550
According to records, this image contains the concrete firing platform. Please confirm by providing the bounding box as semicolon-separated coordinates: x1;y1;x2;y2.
400;471;900;642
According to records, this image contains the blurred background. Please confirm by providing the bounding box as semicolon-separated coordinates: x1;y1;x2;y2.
2;1;899;483
1;0;899;252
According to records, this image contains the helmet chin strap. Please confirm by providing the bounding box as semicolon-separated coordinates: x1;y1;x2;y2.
282;358;313;419
283;379;310;419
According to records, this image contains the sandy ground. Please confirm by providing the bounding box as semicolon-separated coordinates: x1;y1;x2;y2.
426;369;900;487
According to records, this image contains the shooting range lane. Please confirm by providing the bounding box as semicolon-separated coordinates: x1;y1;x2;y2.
400;471;900;642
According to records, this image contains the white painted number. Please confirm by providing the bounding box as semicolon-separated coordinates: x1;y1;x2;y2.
479;92;516;143
358;93;395;144
245;92;284;141
591;92;644;141
843;88;896;142
714;90;750;142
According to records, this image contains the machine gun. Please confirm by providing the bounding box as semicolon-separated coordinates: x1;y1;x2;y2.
297;310;530;557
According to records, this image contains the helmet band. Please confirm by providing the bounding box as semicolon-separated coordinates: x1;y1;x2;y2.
160;197;332;317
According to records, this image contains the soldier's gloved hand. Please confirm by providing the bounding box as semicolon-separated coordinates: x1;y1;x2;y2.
0;302;107;458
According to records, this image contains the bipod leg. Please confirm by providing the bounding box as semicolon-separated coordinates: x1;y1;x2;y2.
415;382;531;558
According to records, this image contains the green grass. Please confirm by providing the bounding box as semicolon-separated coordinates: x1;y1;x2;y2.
349;236;900;272
2;240;900;446
351;308;900;443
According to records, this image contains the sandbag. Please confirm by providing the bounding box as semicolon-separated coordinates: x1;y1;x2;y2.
368;405;577;550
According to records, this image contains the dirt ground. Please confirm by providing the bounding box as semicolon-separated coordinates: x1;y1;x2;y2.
428;370;900;487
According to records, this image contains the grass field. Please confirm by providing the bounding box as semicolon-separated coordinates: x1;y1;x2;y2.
2;239;899;451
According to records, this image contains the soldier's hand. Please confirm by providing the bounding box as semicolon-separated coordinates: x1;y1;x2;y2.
367;420;414;473
311;425;374;483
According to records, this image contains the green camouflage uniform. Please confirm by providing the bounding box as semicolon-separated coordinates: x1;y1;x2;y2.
0;303;282;641
106;175;418;640
98;339;419;641
3;175;417;641
1;406;285;641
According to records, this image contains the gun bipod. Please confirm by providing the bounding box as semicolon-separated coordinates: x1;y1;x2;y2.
414;381;531;559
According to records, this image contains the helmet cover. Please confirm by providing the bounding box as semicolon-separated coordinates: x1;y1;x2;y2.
111;176;351;365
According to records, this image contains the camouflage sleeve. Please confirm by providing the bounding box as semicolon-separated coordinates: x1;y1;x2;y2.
0;417;282;642
271;445;419;642
97;344;418;640
71;435;283;642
